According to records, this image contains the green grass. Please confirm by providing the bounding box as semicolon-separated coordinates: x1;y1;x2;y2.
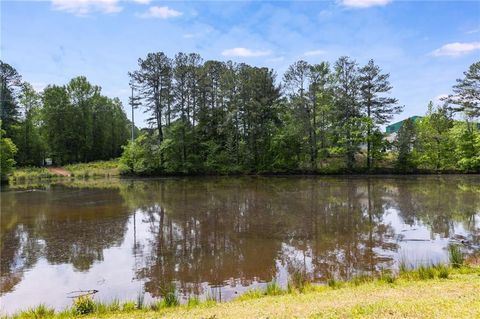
64;160;120;178
9;160;120;184
5;265;480;319
9;167;57;183
265;281;284;296
448;244;464;268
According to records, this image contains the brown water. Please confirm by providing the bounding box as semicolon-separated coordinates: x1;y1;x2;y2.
1;176;479;314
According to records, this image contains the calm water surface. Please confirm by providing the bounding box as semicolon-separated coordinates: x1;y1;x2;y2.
1;176;480;314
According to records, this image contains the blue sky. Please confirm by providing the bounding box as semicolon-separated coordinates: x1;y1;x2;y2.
2;0;479;127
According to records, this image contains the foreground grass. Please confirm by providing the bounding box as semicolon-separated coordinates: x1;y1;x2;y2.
6;266;480;319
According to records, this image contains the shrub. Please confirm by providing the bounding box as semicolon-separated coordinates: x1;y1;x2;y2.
73;295;95;315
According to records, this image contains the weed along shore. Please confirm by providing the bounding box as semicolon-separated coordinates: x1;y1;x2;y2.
6;256;480;319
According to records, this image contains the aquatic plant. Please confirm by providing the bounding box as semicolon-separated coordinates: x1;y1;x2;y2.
448;244;464;268
437;264;450;279
288;267;310;292
187;296;200;307
417;264;436;280
136;292;145;309
265;281;283;296
162;285;179;308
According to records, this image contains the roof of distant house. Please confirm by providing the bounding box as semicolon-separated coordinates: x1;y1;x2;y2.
386;116;422;134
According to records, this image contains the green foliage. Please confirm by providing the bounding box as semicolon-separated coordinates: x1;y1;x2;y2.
437;264;450;279
121;301;136;312
2;58;479;177
17;304;54;318
416;104;455;171
236;289;264;301
73;295;95;315
395;118;417;172
417;264;436;280
380;271;397;284
161;284;179;308
0;127;17;182
265;281;284;296
448;244;464;268
288;267;310;292
448;122;480;172
187;296;200;307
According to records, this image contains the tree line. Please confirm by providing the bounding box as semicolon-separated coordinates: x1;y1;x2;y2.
0;61;132;180
122;53;404;174
1;55;479;180
122;52;479;174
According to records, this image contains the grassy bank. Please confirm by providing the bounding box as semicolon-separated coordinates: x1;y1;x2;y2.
9;160;120;183
6;262;480;319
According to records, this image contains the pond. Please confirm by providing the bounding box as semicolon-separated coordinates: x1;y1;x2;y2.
1;176;479;314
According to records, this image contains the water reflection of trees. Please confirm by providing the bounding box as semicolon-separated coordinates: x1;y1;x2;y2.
0;185;130;294
128;177;400;297
2;176;479;298
390;176;480;240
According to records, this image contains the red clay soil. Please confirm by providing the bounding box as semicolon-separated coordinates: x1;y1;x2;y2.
47;167;71;177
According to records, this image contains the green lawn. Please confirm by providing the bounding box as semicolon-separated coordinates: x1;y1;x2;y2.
9;267;480;319
89;272;480;319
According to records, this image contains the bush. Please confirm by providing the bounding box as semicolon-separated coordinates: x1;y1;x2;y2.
0;130;17;182
73;295;95;315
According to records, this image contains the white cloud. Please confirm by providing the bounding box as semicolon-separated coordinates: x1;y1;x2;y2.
304;49;327;56
51;0;122;15
466;27;480;34
132;0;151;4
139;6;183;18
341;0;392;8
431;42;480;57
222;47;271;57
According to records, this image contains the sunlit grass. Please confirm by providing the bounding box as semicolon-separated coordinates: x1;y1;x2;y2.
5;263;480;319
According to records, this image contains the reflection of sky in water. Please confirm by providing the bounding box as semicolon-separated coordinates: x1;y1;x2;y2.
1;176;479;315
